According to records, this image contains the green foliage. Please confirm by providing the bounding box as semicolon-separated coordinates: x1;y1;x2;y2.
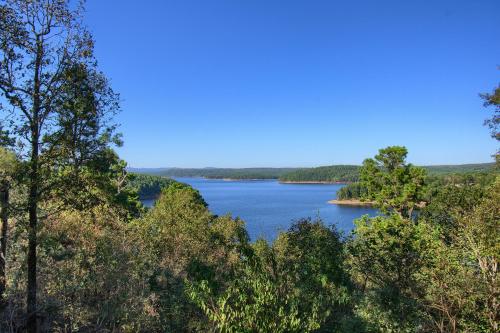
126;173;175;199
0;126;13;147
336;182;368;200
360;146;427;218
458;177;500;332
135;167;298;180
424;163;496;175
130;182;249;331
279;163;495;183
188;257;317;333
188;219;352;332
481;80;500;141
279;165;360;182
134;164;496;184
425;170;498;190
419;183;484;237
349;214;438;332
0;148;16;181
37;205;143;331
273;219;353;331
414;177;500;332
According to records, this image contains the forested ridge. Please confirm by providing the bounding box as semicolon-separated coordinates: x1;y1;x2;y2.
130;167;298;180
279;165;360;182
280;163;496;183
130;163;496;184
0;1;498;332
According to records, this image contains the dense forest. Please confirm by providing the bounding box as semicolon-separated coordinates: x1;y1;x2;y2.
0;1;498;333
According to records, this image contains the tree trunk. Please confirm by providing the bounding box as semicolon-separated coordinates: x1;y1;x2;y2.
27;37;42;333
27;123;39;333
0;183;8;305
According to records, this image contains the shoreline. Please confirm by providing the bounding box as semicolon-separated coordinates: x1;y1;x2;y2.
280;180;350;184
219;178;273;181
174;177;353;184
328;199;375;207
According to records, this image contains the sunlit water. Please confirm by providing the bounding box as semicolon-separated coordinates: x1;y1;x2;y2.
142;178;377;241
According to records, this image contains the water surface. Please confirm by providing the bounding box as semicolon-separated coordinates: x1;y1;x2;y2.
142;178;377;241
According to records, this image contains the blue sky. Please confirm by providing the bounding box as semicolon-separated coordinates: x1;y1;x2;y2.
86;0;499;168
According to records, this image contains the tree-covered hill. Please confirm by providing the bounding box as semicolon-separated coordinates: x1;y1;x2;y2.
128;167;299;180
279;165;360;182
423;163;496;175
279;163;496;183
129;163;497;183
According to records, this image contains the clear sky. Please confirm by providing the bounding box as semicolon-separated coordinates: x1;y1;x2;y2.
85;0;499;168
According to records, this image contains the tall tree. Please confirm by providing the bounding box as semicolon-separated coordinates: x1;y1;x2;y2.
0;1;119;331
360;146;427;219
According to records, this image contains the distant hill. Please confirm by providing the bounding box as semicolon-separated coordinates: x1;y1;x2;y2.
128;167;299;180
129;163;496;183
423;163;496;175
279;163;496;183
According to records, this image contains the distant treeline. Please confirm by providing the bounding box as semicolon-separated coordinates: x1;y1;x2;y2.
129;163;497;185
280;163;496;183
129;167;298;179
423;163;496;175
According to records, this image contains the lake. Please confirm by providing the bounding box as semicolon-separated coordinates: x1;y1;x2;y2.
142;178;377;241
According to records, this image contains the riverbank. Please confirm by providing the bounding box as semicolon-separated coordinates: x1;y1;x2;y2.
220;178;272;181
280;181;349;184
328;199;375;206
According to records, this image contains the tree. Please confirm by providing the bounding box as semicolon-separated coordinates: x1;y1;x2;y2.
0;126;13;147
481;78;499;164
348;214;438;332
273;219;352;331
188;243;327;333
458;177;500;331
419;184;484;241
0;1;119;330
360;146;427;218
481;80;500;142
336;182;368;200
133;182;249;331
189;219;352;332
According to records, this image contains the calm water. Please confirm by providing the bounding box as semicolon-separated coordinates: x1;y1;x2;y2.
142;178;377;241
